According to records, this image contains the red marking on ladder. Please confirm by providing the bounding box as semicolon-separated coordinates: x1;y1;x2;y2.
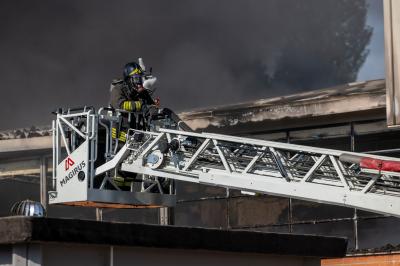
361;157;400;173
65;157;75;171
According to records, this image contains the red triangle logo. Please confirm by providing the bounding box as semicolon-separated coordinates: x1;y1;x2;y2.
65;157;75;171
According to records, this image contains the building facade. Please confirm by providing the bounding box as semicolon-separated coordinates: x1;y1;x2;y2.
0;79;399;251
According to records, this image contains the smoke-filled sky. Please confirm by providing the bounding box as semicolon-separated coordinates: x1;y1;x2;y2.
0;0;384;130
358;0;384;81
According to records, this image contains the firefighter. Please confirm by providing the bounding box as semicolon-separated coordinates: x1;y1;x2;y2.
108;61;158;189
109;61;157;141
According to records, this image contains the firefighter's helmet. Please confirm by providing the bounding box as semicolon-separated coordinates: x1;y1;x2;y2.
123;62;143;87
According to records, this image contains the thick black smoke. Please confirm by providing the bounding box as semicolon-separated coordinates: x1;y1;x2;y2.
0;0;374;129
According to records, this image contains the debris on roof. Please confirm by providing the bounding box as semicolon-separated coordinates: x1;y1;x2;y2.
0;126;51;140
180;79;386;131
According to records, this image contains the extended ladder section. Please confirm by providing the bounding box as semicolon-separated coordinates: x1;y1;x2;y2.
115;128;400;217
50;109;400;216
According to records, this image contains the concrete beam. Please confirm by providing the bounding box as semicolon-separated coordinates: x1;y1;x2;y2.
0;216;348;258
0;137;52;160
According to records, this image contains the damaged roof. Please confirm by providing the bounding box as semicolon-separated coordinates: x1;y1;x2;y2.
180;79;386;134
0;79;386;140
0;126;51;140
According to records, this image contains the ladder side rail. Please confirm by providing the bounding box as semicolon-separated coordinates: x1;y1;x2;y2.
114;128;400;216
157;129;395;190
159;128;400;162
159;128;400;196
119;150;400;217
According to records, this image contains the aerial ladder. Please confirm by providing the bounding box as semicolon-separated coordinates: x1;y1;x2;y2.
49;104;400;217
